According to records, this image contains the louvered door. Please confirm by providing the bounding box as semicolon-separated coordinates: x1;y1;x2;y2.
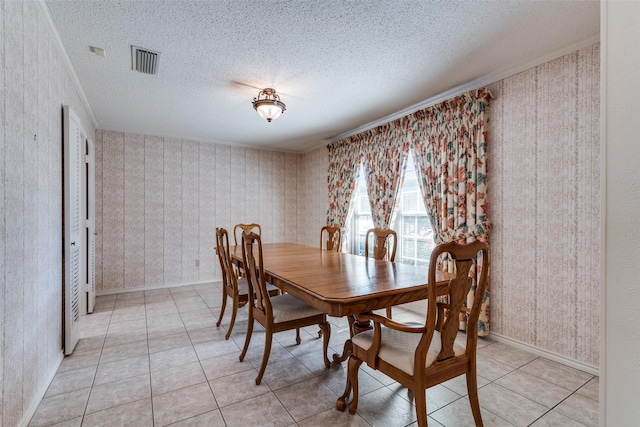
86;138;96;313
63;105;82;355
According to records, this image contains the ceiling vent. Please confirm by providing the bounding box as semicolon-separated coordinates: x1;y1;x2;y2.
131;45;160;75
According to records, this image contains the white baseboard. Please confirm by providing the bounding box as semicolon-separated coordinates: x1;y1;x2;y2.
21;349;65;427
96;279;222;296
394;303;599;377
489;332;599;376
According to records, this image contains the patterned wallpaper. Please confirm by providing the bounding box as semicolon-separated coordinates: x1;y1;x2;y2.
486;44;600;367
296;146;330;247
1;1;96;425
95;133;305;292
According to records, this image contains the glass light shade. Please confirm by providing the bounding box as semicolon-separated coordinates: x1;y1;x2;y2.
254;101;285;122
252;88;286;122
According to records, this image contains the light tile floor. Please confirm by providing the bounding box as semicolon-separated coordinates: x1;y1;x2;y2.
30;283;599;427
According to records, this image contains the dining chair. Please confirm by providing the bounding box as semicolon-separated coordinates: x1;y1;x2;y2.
239;231;332;385
320;225;342;252
232;223;262;278
214;227;279;340
365;228;397;318
337;240;490;427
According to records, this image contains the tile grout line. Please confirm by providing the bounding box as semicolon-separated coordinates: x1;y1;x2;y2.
81;297;115;425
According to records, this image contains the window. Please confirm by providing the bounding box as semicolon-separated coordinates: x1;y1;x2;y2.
393;155;435;266
347;170;373;256
345;152;436;266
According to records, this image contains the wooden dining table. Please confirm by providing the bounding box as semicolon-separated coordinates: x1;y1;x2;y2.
230;242;452;361
230;242;452;316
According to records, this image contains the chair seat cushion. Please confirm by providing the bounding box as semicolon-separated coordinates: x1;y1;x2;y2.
351;327;465;375
271;294;323;323
265;283;279;293
236;278;250;295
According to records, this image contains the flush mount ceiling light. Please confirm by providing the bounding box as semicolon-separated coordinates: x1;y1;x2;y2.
252;88;286;122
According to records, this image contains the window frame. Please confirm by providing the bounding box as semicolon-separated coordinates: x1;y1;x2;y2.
345;153;435;265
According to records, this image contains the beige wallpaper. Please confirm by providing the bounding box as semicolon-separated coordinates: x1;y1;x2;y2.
95;133;305;292
487;44;600;367
296;145;330;247
1;1;96;425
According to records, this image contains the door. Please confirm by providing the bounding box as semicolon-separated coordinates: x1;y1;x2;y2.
63;105;82;355
86;138;96;313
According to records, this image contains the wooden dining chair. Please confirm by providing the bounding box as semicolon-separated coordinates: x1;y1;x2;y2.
337;240;490;427
320;225;342;252
214;227;279;340
365;228;397;318
239;231;332;385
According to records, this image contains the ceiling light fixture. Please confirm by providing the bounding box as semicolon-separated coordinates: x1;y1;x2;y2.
252;88;286;122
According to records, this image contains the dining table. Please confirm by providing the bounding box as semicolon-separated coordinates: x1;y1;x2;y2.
230;242;452;362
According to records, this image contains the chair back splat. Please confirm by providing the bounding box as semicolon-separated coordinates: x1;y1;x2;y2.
242;232;271;319
364;228;397;262
232;223;261;277
364;228;398;318
320;225;342;252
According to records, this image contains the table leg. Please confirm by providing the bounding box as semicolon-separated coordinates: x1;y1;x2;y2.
332;339;352;363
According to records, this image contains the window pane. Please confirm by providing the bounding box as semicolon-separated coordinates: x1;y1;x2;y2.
358;197;368;212
404;177;418;192
416;259;429;268
417;239;432;260
400;257;416;266
402;238;416;257
417;216;431;238
403;191;418;212
394;152;433;265
402;216;416;236
414;192;426;213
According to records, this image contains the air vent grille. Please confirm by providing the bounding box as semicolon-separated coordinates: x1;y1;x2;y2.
131;45;160;75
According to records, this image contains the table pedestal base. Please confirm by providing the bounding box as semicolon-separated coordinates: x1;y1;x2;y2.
332;339;352;363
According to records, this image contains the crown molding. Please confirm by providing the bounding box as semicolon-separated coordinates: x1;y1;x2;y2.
35;0;99;128
331;34;601;144
96;126;303;155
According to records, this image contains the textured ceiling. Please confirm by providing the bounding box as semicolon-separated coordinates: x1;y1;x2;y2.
43;0;599;152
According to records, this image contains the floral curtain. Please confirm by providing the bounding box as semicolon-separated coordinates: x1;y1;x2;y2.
409;88;492;244
326;88;492;336
361;121;411;229
327;137;362;228
409;88;492;335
